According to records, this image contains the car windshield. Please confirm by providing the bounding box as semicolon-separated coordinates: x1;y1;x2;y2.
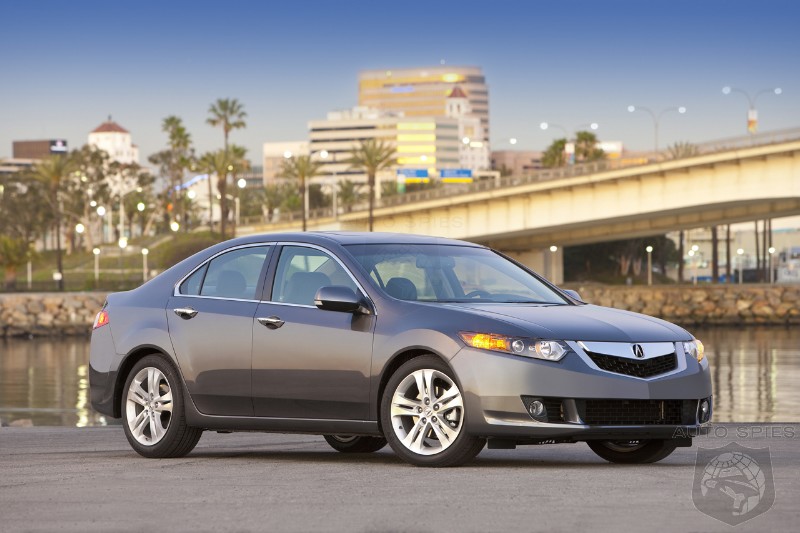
345;243;568;304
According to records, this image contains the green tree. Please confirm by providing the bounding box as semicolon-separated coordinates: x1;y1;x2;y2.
197;150;231;238
206;98;247;153
0;236;33;290
280;155;324;231
64;146;111;252
30;154;76;290
667;141;700;160
346;139;396;231
337;180;362;213
149;116;194;230
542;131;605;168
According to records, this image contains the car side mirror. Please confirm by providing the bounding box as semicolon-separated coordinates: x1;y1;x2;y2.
314;286;370;314
563;289;584;302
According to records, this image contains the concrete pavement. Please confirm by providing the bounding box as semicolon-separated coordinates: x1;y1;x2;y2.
0;424;797;532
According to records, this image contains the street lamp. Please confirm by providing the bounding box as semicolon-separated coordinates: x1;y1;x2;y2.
722;86;782;134
688;249;697;285
627;105;686;155
136;202;145;212
118;237;128;282
768;246;776;284
737;248;745;285
549;245;558;283
645;245;654;286
92;248;100;284
141;248;149;282
170;220;180;232
75;223;85;234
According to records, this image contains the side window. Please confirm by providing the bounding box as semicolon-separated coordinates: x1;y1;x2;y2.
179;263;207;295
194;246;270;300
373;256;436;300
272;246;357;306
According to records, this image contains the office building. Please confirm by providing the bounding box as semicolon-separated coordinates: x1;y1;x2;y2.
358;65;489;141
12;139;68;159
87;117;139;164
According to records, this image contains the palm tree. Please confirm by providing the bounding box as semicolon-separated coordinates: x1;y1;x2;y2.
31;154;75;290
281;155;324;231
346;139;396;231
161;116;193;228
667;141;700;160
206;98;247;154
337;180;363;213
197;150;230;238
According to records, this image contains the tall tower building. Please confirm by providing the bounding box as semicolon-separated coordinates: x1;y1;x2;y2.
358;66;489;141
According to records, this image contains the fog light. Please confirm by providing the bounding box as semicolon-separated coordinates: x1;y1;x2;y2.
529;400;546;418
511;340;525;353
698;398;712;423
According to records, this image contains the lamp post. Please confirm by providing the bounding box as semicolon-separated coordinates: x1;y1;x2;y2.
737;248;744;285
118;237;128;285
722;86;782;134
645;245;653;286
688;249;697;285
627;105;686;156
141;248;149;282
768;246;776;284
93;248;100;285
549;245;558;283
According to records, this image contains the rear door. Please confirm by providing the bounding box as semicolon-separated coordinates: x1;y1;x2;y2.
167;244;271;416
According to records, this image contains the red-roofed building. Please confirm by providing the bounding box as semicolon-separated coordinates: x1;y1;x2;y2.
88;116;139;164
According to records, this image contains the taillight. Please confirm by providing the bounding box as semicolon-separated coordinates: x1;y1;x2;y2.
93;310;109;329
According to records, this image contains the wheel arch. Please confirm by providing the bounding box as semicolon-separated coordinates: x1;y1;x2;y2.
112;345;178;418
374;347;455;430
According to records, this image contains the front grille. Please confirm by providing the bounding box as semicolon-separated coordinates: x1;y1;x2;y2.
587;351;677;378
578;399;688;425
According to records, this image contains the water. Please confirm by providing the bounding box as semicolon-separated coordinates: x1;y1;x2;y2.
0;327;798;426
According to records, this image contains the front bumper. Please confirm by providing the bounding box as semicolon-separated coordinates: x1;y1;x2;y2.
450;341;713;441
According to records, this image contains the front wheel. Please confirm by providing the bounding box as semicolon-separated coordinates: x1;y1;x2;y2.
121;355;202;458
587;439;678;464
381;355;485;467
323;435;387;453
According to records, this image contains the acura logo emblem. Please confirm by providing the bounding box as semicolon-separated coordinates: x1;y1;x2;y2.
632;344;645;358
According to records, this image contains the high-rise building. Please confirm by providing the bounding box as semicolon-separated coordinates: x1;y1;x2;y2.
358;66;489;141
12;139;68;159
87;117;139;164
308;106;461;184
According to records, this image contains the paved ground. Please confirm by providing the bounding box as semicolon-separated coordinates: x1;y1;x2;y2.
0;424;797;532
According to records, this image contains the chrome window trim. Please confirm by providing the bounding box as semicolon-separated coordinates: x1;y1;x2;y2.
271;241;377;314
172;243;274;301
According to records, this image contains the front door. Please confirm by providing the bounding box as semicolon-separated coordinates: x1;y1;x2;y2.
252;245;375;420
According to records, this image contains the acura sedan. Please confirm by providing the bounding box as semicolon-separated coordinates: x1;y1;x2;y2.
90;232;712;467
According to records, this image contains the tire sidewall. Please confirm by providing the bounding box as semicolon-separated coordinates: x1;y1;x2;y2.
588;439;678;464
121;355;187;458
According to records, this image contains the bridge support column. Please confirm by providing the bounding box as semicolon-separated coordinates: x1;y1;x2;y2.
504;247;563;285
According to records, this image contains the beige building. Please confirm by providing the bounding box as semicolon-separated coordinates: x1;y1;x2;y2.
358;65;489;141
491;150;543;176
262;141;308;184
87;117;139;164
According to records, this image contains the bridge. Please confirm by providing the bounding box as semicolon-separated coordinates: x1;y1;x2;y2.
238;128;800;282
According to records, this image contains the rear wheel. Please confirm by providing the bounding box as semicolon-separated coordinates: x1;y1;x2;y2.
381;355;485;467
323;435;387;453
587;439;678;463
122;355;202;458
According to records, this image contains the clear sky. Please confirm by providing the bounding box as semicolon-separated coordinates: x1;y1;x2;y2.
1;0;798;163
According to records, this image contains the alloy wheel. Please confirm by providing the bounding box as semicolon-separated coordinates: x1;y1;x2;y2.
125;366;173;446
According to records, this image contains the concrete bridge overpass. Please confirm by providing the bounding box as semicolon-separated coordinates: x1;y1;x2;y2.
238;129;800;281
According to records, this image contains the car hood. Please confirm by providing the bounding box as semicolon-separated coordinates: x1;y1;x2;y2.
442;302;691;342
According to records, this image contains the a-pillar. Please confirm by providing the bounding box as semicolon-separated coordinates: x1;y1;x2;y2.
503;247;563;285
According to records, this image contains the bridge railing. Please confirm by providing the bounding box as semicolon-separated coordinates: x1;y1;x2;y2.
241;127;800;226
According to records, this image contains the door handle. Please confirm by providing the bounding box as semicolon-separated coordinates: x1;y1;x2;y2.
173;307;198;320
257;316;284;329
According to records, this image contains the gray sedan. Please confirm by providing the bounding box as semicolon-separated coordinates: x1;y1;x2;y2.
90;232;712;467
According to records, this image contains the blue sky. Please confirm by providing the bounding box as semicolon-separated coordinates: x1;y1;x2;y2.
1;0;798;162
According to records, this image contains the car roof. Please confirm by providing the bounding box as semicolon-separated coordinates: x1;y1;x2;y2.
225;231;485;248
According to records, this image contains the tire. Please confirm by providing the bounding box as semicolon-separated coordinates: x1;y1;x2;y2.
380;355;485;467
323;435;387;453
587;439;678;464
121;355;202;458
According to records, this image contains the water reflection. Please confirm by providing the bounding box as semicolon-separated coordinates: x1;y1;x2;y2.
0;328;797;426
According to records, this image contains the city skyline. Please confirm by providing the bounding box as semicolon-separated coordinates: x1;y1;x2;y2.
1;0;799;164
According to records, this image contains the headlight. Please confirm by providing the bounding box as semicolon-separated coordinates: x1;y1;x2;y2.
459;332;568;362
683;339;705;362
